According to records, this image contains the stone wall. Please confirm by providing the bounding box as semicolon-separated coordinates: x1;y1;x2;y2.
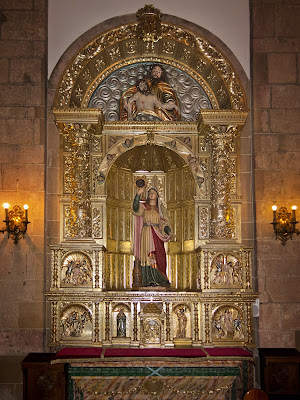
0;0;47;398
251;0;300;347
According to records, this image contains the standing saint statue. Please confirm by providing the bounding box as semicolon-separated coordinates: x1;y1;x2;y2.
175;308;187;338
132;186;173;287
117;308;126;337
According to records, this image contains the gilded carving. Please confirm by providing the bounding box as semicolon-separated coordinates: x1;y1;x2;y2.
93;154;103;184
75;85;84;101
195;37;245;109
63;155;73;194
196;58;207;73
133;303;138;341
55;18;246;110
90;62;211;121
62;123;94;238
181;48;191;61
105;302;110;341
212;306;244;341
82;69;92;85
203;251;210;289
205;124;239;239
194;302;199;341
61;252;92;287
198;207;209;239
109;47;121;61
244;250;252;289
211;254;243;288
126;40;138;54
173;304;190;339
165;303;171;341
246;303;253;343
206;70;218;85
60;305;92;340
143;319;161;343
51;302;58;344
163;41;175;55
145;41;155;53
94;56;105;72
47;8;259;351
93;303;100;343
136;4;162;43
92;207;102;238
204;303;210;343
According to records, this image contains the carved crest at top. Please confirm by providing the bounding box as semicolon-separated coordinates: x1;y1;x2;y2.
136;4;162;43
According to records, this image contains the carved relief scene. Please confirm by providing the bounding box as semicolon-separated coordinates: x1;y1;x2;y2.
60;304;93;343
61;252;92;287
47;5;258;349
212;306;244;342
210;253;243;288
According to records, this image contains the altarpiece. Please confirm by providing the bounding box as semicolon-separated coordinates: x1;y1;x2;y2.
46;6;258;351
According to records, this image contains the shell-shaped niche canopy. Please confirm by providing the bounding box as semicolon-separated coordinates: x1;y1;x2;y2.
88;62;212;122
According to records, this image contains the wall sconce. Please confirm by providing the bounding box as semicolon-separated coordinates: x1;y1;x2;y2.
271;205;299;245
0;203;30;244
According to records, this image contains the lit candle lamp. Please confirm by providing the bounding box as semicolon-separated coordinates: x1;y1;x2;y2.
23;204;29;221
292;205;297;220
3;203;9;220
272;205;277;222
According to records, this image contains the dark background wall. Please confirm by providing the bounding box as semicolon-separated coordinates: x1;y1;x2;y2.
0;0;47;398
251;0;300;348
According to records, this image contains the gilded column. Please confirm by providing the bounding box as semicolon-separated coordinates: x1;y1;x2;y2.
198;110;248;240
133;303;138;342
51;301;58;345
64;123;93;237
54;109;103;240
193;302;199;342
165;303;171;342
105;302;110;341
206;124;238;238
204;303;210;344
246;303;253;344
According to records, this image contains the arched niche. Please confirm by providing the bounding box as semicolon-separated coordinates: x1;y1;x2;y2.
94;134;206;197
104;143;198;290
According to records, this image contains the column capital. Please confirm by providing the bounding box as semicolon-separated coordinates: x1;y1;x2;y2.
197;109;249;136
53;108;104;134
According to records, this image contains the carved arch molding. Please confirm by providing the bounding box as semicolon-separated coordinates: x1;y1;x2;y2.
48;8;257;349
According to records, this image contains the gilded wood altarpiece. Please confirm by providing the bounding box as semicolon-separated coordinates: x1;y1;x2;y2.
47;6;257;349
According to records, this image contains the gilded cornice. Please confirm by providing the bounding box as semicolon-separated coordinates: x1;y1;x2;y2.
102;120;198;135
53;108;104;125
197;109;249;135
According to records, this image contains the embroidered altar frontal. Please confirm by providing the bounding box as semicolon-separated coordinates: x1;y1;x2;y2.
53;347;253;400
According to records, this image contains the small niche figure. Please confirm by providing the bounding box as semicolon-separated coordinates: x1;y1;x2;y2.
117;308;126;338
176;307;187;338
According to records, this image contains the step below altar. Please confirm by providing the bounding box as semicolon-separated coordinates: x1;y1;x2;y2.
46;289;257;348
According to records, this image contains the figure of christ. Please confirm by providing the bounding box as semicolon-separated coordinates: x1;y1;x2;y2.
124;79;179;121
120;63;181;121
132;187;174;287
